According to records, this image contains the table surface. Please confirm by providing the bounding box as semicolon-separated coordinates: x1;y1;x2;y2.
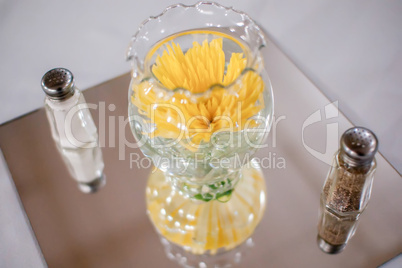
0;35;401;268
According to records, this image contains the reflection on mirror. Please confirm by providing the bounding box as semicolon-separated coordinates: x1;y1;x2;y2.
146;160;267;267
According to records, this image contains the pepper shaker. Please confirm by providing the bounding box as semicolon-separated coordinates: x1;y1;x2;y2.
317;127;378;253
42;68;105;193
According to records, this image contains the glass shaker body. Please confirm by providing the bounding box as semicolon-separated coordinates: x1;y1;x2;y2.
318;150;376;252
45;86;104;191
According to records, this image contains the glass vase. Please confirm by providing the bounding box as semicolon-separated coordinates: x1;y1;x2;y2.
127;1;274;260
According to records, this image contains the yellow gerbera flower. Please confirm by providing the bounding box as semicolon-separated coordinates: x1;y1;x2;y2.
131;37;265;147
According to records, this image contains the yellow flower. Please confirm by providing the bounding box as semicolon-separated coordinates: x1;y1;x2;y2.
131;37;265;147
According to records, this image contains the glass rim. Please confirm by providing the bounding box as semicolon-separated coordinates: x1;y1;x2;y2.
127;1;269;97
126;1;266;62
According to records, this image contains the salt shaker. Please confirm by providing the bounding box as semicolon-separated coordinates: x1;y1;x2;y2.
317;127;378;254
42;68;105;193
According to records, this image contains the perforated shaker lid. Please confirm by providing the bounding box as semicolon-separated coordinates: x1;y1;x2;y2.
340;127;378;166
41;68;75;100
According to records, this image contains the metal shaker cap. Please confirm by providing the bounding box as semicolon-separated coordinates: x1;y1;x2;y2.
41;68;75;100
340;127;378;166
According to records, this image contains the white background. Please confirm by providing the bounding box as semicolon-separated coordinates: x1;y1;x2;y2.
0;0;401;171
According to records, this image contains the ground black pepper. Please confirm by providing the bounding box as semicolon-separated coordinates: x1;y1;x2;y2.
317;127;378;253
